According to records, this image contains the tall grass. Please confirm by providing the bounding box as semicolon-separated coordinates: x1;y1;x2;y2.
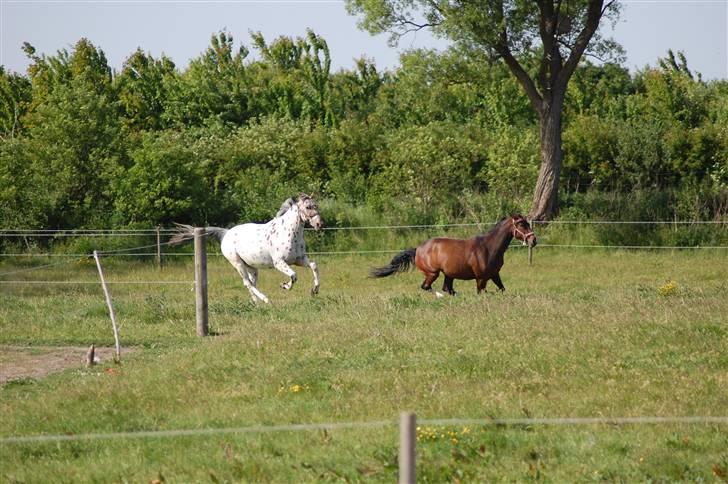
1;249;727;482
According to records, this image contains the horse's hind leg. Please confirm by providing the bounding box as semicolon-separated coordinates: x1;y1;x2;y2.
246;267;258;286
420;271;439;292
442;276;456;296
476;278;487;294
229;258;269;304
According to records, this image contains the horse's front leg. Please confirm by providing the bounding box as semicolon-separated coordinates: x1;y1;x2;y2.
491;273;506;292
298;256;320;295
273;258;297;290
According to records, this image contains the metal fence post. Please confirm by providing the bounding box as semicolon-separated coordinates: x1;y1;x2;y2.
399;411;416;484
194;228;208;337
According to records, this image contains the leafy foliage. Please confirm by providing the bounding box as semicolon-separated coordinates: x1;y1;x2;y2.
0;31;726;235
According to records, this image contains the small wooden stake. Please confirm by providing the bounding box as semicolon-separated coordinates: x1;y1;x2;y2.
93;250;121;362
86;344;96;367
399;412;416;484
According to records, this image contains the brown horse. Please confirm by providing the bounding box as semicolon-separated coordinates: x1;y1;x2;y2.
370;215;536;295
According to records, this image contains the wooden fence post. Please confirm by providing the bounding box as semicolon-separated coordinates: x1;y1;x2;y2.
156;226;162;270
528;219;533;266
93;250;121;362
194;228;209;337
399;411;416;484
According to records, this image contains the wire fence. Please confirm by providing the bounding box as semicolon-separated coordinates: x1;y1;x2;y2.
1;243;728;261
2;415;726;445
1;219;727;237
1;222;727;254
1;222;726;282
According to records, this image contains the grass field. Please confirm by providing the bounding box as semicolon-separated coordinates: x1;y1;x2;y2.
1;248;727;482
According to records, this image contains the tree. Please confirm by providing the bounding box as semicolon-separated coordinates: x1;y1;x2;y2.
20;39;123;228
250;29;336;126
116;49;176;132
113;132;208;225
163;31;251;127
346;0;620;219
0;67;31;138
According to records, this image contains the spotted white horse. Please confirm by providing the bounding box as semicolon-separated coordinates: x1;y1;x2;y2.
171;194;323;304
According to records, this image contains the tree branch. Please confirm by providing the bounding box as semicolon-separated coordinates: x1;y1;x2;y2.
496;32;543;115
389;13;442;43
554;0;605;93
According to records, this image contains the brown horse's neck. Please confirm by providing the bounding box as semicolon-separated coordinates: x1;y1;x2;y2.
495;219;514;253
481;218;514;259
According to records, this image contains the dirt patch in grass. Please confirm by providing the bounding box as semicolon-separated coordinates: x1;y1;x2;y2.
0;346;133;385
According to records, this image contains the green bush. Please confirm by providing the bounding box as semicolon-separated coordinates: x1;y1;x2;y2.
367;121;487;222
113;132;209;226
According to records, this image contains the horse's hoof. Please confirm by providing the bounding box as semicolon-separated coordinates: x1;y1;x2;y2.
310;286;319;295
280;282;293;290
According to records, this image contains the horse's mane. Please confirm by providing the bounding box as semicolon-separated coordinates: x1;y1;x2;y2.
275;197;297;217
483;217;509;236
483;214;523;236
275;194;316;218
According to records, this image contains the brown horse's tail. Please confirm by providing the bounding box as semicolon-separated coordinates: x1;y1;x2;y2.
370;248;416;277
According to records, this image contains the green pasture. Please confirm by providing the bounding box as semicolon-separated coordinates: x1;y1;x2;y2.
1;249;727;482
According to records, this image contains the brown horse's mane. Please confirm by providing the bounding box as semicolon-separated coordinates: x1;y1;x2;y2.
481;216;514;238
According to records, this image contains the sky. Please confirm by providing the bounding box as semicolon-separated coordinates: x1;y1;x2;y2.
1;0;726;80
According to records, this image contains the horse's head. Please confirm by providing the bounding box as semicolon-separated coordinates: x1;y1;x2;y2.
511;214;537;248
296;194;323;231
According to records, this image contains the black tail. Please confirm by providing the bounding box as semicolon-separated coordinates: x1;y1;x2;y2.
169;223;229;245
370;248;417;277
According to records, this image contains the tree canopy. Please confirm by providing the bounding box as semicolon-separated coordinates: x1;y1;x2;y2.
0;30;726;234
346;0;622;219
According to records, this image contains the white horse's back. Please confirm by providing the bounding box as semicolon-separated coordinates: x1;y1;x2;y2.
220;223;274;268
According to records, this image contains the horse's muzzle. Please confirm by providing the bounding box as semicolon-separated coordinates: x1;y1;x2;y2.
527;236;537;248
311;217;323;231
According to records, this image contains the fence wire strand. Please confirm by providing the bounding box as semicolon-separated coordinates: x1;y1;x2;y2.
2;220;727;238
0;280;192;285
0;258;79;277
1;415;726;445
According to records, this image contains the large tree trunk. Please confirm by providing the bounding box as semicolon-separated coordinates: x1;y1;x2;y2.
529;102;563;221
